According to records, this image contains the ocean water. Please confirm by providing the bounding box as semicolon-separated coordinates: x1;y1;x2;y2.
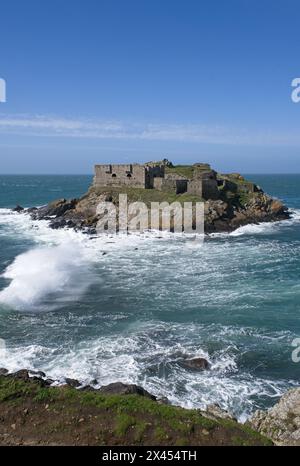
0;174;300;421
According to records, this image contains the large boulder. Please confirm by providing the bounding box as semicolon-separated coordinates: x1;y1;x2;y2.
249;388;300;445
181;357;210;371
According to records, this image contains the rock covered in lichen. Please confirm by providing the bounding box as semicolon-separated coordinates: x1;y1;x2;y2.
249;388;300;445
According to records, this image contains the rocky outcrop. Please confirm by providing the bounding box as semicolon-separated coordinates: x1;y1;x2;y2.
249;388;300;445
24;165;290;234
203;404;236;422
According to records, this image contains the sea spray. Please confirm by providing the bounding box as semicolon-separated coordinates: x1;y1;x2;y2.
0;244;96;311
0;179;300;419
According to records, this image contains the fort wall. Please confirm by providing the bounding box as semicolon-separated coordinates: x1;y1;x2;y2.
93;162;220;199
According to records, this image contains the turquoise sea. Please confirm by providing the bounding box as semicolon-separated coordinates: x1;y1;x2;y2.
0;174;299;420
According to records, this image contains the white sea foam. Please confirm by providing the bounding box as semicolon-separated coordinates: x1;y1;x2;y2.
0;322;296;420
0;244;96;311
0;207;299;418
210;208;300;238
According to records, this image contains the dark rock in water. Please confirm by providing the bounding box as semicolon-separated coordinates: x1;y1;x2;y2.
181;358;210;371
65;378;81;388
99;382;156;400
12;205;24;213
0;368;8;376
30;198;77;221
49;218;68;229
26;207;38;214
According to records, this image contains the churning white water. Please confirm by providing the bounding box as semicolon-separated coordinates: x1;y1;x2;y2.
0;204;300;420
0;243;96;311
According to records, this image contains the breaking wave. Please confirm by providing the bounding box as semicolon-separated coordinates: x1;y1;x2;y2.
0;206;300;420
0;244;96;311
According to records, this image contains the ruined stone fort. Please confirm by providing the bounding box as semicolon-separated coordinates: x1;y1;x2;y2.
93;161;220;200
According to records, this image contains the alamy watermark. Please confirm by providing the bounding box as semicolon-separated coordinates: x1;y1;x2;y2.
95;194;205;245
291;77;300;103
292;338;300;363
0;338;6;359
0;78;6;103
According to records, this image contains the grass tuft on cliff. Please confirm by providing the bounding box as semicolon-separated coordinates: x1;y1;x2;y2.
0;375;272;446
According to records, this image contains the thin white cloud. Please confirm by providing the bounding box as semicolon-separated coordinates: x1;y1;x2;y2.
0;114;298;146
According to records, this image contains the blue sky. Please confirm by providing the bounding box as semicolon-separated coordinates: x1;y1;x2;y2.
0;0;300;173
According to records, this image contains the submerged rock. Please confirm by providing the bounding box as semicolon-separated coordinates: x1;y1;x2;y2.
249;388;300;445
181;357;210;371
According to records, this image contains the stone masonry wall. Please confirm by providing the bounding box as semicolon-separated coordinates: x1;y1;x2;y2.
94;164;165;189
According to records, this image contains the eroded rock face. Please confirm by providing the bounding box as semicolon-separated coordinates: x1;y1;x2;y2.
203;404;236;421
30;198;78;221
249;388;300;445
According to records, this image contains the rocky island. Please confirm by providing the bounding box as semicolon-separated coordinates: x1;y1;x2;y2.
23;160;290;234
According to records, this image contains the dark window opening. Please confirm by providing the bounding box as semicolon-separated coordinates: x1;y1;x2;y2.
127;173;132;178
112;174;117;178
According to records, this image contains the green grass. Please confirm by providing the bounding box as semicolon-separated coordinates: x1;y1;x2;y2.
0;375;273;446
91;186;203;206
115;413;136;436
165;165;195;179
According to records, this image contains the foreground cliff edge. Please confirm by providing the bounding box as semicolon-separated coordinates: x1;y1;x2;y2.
0;371;271;446
18;161;289;234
